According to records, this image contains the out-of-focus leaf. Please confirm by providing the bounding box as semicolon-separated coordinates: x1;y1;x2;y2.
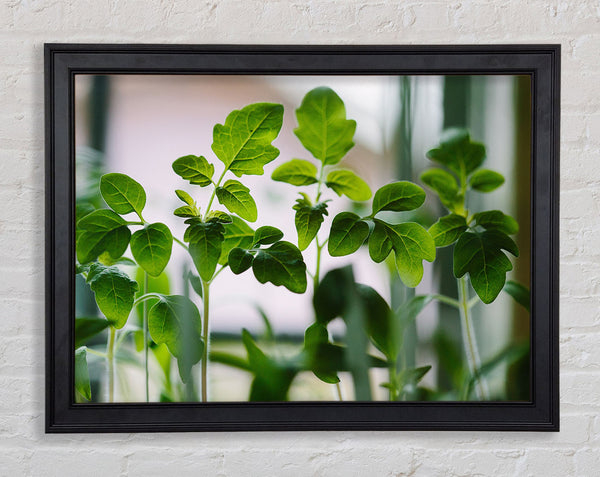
326;169;372;201
75;347;91;401
328;212;369;256
503;280;530;312
75;317;109;348
271;159;318;186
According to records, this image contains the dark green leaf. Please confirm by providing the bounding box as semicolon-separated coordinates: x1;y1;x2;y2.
187;272;203;298
469;169;505;192
148;295;203;383
187;222;225;281
357;284;394;359
383;221;436;287
252;241;307;293
294;87;356;165
172;155;214;186
293;196;329;251
504;280;530;312
372;181;426;214
130;223;173;277
313;267;351;325
219;216;255;265
429;214;468;247
326;169;372;201
212;102;284;176
396;365;432;389
368;220;393;262
420;168;460;209
175;189;196;206
454;230;519;304
75;347;91;401
473;210;519;235
228;247;254;274
76;209;131;264
328;212;369;256
215;179;258;222
303;323;339;384
75;317;109;348
100;173;146;217
271;159;318;186
253;226;284;246
426;128;486;177
86;262;139;328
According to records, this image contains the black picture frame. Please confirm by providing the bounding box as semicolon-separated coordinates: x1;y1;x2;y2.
45;44;560;433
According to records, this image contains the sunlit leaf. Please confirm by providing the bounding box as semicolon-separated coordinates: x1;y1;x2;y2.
148;295;203;383
130;223;173;277
294;87;356;165
429;214;468;247
86;262;139;329
271;159;318;186
172;155;214;187
368;220;393;263
473;210;519;235
325;169;372;201
76;209;131;264
293;196;329;251
212;102;284;176
187;222;225;281
219;216;255;265
216;179;258;222
328;212;369;256
100;173;146;217
372;181;426;214
253;226;284;246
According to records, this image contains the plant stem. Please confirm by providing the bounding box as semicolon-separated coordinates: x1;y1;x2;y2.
432;294;461;309
143;272;149;402
173;236;188;251
106;326;116;402
204;169;228;220
457;276;489;400
388;363;398;401
335;381;343;401
314;238;323;291
201;279;210;402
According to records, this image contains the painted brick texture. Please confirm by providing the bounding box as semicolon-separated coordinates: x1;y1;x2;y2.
0;0;598;475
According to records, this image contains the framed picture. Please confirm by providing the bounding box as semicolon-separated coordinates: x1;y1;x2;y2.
45;44;559;432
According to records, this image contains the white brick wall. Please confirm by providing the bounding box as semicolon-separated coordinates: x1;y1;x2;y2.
0;1;598;475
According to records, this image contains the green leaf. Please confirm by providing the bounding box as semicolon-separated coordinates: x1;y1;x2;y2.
325;169;372;201
76;209;131;264
372;181;426;214
148;295;203;383
271;159;318;186
469;169;505;192
328;212;369;256
504;280;530;312
429;214;468;247
368;220;393;263
420;168;460;209
172;155;215;187
187;272;203;298
206;210;233;224
215;179;258;222
396;365;432;389
473;210;519;235
75;317;110;348
383;221;436;288
86;262;139;328
228;247;254;274
252;241;307;294
426;128;486;177
75;347;91;401
187;222;225;281
175;189;196;206
294;87;356;165
212;102;284;176
293;196;329;251
130;223;173;277
76;202;95;221
357;284;394;359
219;216;255;265
173;206;198;218
100;173;146;217
313;267;351;325
253;226;284;246
454;230;519;304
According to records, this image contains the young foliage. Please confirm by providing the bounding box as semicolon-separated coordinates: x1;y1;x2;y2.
421;128;522;304
130;223;173;277
76;209;131;264
100;173;146;218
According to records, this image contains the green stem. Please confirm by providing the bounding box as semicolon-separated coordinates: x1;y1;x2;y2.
173;236;188;251
432;294;461;309
201;279;210;402
85;347;107;359
335;381;343;401
314;238;323;291
388;363;398;401
133;292;163;306
106;326;116;402
203;169;228;220
143;272;149;402
457;276;489;400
